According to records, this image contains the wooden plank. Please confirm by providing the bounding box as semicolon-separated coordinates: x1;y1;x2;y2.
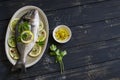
0;10;120;61
0;61;12;80
2;14;120;45
47;0;120;28
1;16;120;61
22;59;120;80
67;17;120;46
0;20;8;40
0;0;108;20
0;0;9;2
1;0;120;79
2;16;120;46
0;20;9;61
1;21;120;79
3;36;120;80
2;24;120;79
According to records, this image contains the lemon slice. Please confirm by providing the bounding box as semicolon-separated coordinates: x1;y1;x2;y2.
8;35;16;48
10;18;19;32
9;48;19;60
39;21;44;31
37;29;46;42
21;31;34;44
29;44;42;57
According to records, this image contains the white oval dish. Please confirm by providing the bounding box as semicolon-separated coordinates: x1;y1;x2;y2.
5;6;49;68
53;25;72;43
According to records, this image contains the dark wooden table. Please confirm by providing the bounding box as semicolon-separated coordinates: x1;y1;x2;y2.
0;0;120;80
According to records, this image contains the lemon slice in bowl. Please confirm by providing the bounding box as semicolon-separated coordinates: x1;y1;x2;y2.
8;35;16;48
10;18;19;32
9;48;19;60
21;31;34;44
37;29;46;42
29;44;42;57
39;21;44;31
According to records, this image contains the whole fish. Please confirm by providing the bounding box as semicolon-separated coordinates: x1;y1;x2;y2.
12;9;40;72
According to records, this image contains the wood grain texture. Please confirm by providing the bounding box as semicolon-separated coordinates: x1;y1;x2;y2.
0;0;120;61
0;0;120;80
1;10;120;80
0;0;9;2
1;16;120;62
47;0;120;28
22;59;120;80
0;0;109;21
2;29;120;80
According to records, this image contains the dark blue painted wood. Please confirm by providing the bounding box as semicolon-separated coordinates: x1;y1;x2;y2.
22;60;120;80
0;0;109;21
0;0;120;80
2;26;120;79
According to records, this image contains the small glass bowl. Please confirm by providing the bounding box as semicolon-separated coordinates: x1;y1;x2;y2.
53;25;72;43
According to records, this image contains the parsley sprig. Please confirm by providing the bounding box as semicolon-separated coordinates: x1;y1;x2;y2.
37;41;44;46
17;21;30;42
50;44;67;74
18;21;30;33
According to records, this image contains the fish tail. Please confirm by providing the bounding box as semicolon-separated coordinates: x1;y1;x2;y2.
11;59;26;72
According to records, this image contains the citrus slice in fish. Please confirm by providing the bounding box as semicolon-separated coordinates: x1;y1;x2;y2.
21;31;34;44
37;29;46;42
8;35;16;48
10;18;19;32
29;44;42;57
9;48;19;60
39;21;44;31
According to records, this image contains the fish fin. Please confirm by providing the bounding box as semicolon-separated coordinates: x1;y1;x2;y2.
11;59;26;72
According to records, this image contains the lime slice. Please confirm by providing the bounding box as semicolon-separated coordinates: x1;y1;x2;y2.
10;18;19;32
39;21;44;31
21;31;34;44
9;48;19;60
29;44;42;57
37;29;46;42
8;35;16;48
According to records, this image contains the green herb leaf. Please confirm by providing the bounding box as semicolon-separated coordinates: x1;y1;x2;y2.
18;21;30;33
17;36;21;42
37;41;44;46
55;49;60;56
50;44;57;51
61;50;67;57
50;52;56;56
56;55;62;62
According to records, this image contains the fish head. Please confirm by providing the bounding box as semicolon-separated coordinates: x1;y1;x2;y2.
23;9;40;24
23;9;40;40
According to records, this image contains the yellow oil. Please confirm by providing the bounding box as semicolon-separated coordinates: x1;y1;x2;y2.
55;27;70;41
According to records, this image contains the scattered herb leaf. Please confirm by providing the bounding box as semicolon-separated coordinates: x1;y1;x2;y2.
50;44;57;51
50;52;56;56
17;36;21;42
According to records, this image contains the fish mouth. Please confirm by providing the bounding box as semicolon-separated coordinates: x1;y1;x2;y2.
23;9;36;21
